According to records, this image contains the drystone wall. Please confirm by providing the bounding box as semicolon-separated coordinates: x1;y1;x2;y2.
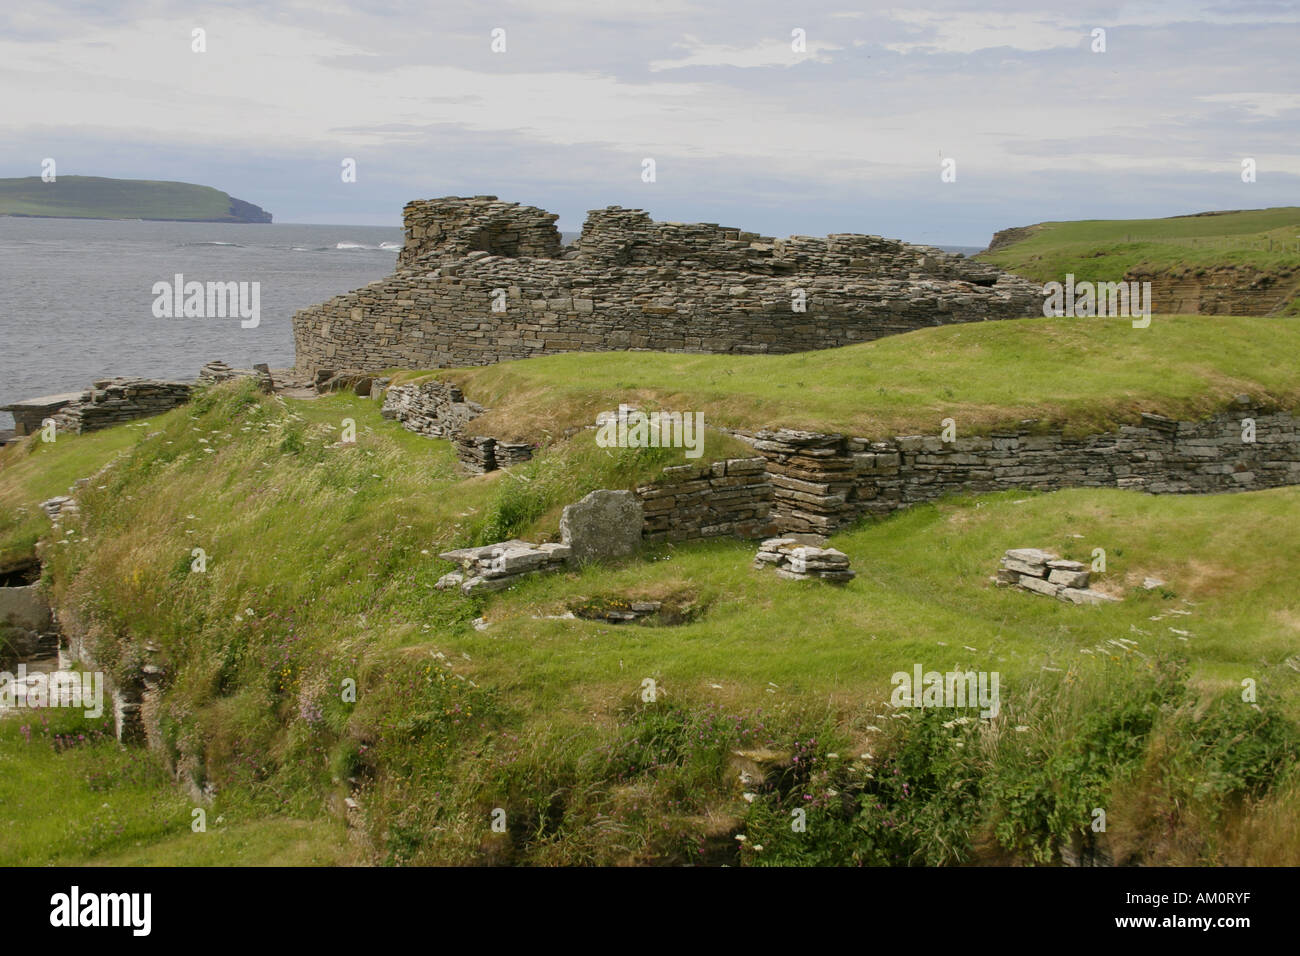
379;380;534;473
381;380;484;439
49;378;192;435
293;196;1042;375
750;403;1299;536
369;376;1298;542
636;458;775;543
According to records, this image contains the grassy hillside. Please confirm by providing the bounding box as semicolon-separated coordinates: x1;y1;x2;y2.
975;208;1300;317
3;322;1298;865
416;314;1300;440
0;176;272;222
976;207;1300;284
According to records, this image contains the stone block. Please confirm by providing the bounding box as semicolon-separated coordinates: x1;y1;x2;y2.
559;490;644;564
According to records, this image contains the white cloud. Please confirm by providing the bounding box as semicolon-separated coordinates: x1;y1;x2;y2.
882;10;1083;54
1199;93;1300;119
649;33;841;70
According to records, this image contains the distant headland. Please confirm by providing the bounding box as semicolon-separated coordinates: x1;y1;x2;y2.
0;175;272;223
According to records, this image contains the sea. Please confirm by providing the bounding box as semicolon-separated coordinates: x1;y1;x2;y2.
0;218;403;428
0;218;983;429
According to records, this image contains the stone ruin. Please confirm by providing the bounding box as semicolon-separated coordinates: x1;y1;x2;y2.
292;195;1042;376
994;548;1119;605
753;537;855;583
1;379;191;437
436;490;644;594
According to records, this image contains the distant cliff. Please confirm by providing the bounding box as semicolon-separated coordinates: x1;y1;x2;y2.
0;176;272;223
977;207;1300;315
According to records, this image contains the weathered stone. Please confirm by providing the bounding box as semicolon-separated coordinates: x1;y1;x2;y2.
560;490;643;563
1018;575;1061;597
1060;588;1121;606
0;584;52;631
1048;568;1091;588
1003;557;1050;577
1005;548;1056;566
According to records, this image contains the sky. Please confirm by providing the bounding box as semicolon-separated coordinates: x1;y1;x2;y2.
2;0;1297;246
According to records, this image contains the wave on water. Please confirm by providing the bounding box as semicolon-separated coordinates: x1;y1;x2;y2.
181;240;243;247
334;241;402;251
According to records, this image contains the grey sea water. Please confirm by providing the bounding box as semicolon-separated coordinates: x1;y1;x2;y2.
0;218;403;428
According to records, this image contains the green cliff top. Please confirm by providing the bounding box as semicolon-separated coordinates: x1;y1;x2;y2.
0;175;272;223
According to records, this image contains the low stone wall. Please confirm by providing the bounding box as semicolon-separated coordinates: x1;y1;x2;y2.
379;376;1300;544
379;379;533;473
636;458;775;542
51;378;192;435
752;403;1300;535
0;393;81;436
381;380;485;439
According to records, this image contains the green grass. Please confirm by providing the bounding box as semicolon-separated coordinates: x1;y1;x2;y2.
423;314;1300;439
2;370;1298;865
7;307;1300;866
0;421;141;573
976;207;1300;289
0;176;268;222
0;711;348;865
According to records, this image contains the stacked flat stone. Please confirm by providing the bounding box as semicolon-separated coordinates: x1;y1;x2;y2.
738;401;1300;536
39;496;76;520
398;195;562;268
50;378;192;434
437;540;572;594
995;548;1118;605
378;379;532;473
493;442;534;467
381;380;485;438
293;197;1041;377
751;430;856;536
636;458;775;542
0;393;80;436
753;538;855;583
199;360;273;393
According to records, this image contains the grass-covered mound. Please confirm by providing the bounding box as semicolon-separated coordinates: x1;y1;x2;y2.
2;373;1297;865
410;314;1300;439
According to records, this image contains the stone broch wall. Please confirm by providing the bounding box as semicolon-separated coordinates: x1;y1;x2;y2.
293;196;1042;375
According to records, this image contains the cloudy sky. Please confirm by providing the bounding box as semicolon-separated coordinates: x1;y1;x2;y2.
2;0;1296;245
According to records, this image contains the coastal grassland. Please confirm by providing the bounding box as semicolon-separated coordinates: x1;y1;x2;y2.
0;422;139;574
0;708;349;865
1;372;1297;865
413;314;1300;440
974;207;1300;286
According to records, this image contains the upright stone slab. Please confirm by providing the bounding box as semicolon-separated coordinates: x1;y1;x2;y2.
560;490;643;564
